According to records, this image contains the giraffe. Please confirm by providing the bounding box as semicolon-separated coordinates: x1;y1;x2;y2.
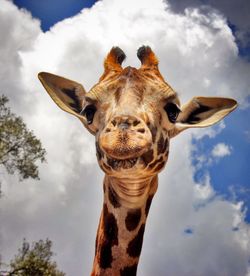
38;46;237;276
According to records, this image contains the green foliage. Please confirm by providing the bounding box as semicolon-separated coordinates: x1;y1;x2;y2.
0;95;46;180
1;239;65;276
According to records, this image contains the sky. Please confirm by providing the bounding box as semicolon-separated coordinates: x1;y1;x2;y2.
0;0;250;275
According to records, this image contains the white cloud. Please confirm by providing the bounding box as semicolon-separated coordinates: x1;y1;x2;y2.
193;173;215;201
192;120;226;140
167;0;250;50
0;0;40;114
192;142;232;173
0;0;250;275
212;142;232;157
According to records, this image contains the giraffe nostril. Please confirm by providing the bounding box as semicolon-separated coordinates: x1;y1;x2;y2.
133;120;140;127
105;128;111;133
111;120;116;127
137;128;145;133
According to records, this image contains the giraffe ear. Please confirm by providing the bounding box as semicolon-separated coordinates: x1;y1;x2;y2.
38;72;87;121
171;97;237;137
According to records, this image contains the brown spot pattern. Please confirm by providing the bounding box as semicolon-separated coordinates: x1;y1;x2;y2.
127;224;145;258
148;124;157;143
99;241;112;269
145;195;153;217
108;186;121;208
115;87;122;103
141;149;154;165
125;209;142;231
120;264;137;276
99;204;118;269
154;161;165;172
163;138;169;153
149;156;163;169
157;134;165;155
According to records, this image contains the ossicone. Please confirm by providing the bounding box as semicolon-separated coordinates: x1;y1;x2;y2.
137;45;159;68
100;47;126;80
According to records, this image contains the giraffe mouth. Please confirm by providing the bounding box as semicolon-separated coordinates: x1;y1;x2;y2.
107;157;138;170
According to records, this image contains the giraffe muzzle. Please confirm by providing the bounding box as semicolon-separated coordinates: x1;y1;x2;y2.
99;115;152;161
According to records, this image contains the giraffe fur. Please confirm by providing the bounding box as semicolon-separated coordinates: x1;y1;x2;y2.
38;46;237;276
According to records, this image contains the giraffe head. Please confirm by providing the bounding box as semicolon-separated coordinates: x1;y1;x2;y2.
38;46;237;180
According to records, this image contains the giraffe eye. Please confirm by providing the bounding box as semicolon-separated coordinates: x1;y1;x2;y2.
81;104;97;124
164;103;181;123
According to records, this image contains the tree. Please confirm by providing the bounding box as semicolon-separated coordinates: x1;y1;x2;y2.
0;95;46;180
0;239;65;276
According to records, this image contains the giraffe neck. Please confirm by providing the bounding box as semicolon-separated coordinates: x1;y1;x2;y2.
91;175;158;276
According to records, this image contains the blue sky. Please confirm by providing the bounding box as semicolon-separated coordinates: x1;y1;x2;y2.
13;0;97;31
1;0;250;275
192;107;250;222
